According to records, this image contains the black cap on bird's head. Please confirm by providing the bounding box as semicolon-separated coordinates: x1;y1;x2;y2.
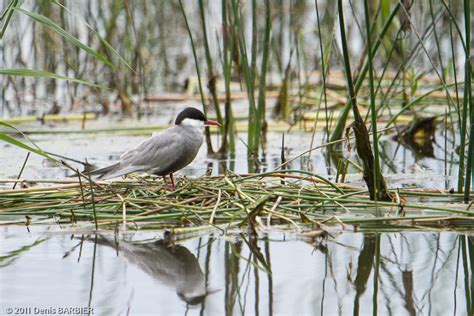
175;107;221;126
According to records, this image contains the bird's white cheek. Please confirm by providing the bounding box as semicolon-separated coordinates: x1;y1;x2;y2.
181;118;205;129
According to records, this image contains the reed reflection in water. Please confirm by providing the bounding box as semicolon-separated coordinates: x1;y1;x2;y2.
0;227;472;315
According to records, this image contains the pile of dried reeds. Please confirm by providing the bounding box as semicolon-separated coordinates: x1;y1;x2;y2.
1;171;473;232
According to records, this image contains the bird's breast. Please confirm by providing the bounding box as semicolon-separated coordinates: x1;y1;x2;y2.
158;129;203;175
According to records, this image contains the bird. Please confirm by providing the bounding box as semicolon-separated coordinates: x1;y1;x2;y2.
90;107;220;189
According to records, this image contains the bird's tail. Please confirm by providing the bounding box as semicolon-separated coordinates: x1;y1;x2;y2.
88;163;145;180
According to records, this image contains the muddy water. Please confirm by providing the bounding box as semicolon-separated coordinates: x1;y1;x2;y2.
0;226;469;315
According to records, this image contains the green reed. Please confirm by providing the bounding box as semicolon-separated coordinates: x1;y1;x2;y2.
178;0;216;154
461;0;472;201
363;0;382;201
198;0;224;131
329;2;401;143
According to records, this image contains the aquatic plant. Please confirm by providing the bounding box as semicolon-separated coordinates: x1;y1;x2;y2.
0;172;472;231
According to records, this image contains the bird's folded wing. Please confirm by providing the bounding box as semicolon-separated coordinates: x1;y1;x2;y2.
96;165;147;179
120;129;184;172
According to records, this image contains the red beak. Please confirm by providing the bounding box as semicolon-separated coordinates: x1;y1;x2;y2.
205;120;221;126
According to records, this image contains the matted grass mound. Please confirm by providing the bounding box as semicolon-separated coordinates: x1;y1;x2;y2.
1;171;473;231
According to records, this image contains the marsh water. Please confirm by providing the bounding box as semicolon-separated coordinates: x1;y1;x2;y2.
1;226;472;315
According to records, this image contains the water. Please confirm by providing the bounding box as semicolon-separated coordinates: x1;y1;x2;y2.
0;225;470;315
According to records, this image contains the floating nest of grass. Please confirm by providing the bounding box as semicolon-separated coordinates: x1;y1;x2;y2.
0;170;473;232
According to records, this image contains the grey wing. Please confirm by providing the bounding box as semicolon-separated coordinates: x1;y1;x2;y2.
120;128;185;173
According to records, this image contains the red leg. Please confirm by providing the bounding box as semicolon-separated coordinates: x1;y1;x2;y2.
162;176;169;190
170;173;175;190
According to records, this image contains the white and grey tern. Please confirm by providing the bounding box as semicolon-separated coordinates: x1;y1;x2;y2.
91;107;220;189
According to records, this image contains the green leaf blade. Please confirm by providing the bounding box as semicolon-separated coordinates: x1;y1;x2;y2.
0;68;105;89
14;7;114;69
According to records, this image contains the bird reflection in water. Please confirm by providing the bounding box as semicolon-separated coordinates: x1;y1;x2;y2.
91;232;211;305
